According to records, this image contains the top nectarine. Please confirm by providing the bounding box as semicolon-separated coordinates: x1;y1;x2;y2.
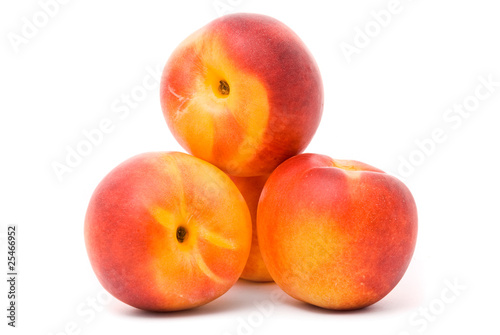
160;13;323;176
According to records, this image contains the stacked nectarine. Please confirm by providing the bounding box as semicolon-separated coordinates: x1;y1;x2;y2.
85;152;251;311
85;13;417;312
160;13;323;177
257;154;417;309
229;174;273;282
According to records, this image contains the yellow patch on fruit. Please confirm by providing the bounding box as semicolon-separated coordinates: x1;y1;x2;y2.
198;225;237;250
177;35;270;167
192;246;225;283
150;206;178;230
332;160;360;171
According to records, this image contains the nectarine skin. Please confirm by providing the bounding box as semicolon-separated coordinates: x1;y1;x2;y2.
229;175;273;282
84;152;252;311
257;153;418;310
161;13;323;177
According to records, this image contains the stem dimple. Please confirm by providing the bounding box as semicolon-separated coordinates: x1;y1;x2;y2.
218;80;230;95
176;226;188;243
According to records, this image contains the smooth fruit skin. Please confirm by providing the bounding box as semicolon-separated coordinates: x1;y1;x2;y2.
257;154;418;310
160;13;323;177
84;152;252;311
229;175;273;282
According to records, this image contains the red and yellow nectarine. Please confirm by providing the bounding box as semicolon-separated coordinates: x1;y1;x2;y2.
160;13;323;177
229;174;273;282
257;153;418;310
84;152;252;311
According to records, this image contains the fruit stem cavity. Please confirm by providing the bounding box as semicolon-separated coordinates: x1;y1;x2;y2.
218;80;230;96
176;226;188;243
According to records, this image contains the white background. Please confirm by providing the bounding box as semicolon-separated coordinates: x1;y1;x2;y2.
1;0;499;334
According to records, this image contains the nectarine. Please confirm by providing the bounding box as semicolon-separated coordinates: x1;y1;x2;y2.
84;152;252;311
229;174;273;282
257;153;418;310
160;13;323;177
